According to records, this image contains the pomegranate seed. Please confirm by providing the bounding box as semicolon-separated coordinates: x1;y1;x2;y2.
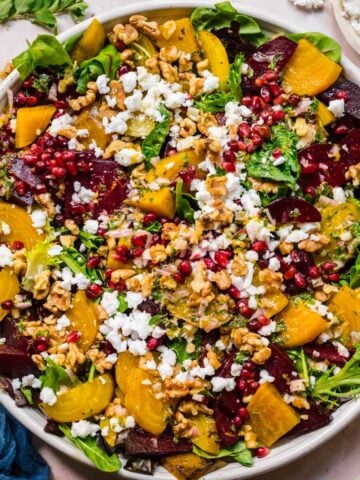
118;65;129;76
214;250;231;267
272;110;285;121
173;271;185;283
260;86;271;103
132;234;148;248
251;241;267;253
256;446;270;458
322;262;336;272
23;153;38;166
229;140;240;152
264;70;278;82
146;337;159;350
334;124;349;135
14;180;27;196
258;315;270;326
86;255;101;269
55;100;68;109
1;299;13;310
308;265;320;278
294;272;307;288
304;185;317;197
23;77;33;88
288;94;301;106
248;380;260;393
251;96;262;112
34;337;49;353
67;331;81;343
228;285;241;299
12;241;24;250
204;257;219;271
151;234;161;246
116;244;130;256
132;247;144;257
252;124;271;140
70;204;86;215
242;96;252;107
251;133;263;147
232;416;243;427
247;319;261;332
271;148;282;159
238;407;249;419
335;90;349;100
273;94;286;105
238;122;251;138
328;272;340;282
284;266;297;280
241;369;255;380
178;260;192;276
223;160;235;172
255;76;265;88
223;150;236;163
269;84;283;97
66;161;77;175
238;140;248;151
26;95;38;106
105;269;114;279
237;379;247;391
34;160;46;172
51;167;66;178
144;212;157;225
62;151;76;162
86;283;104;299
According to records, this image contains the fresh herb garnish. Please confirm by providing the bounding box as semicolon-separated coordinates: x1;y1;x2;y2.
59;424;121;473
32;72;52;93
168;332;202;363
145;221;162;233
193;440;253;467
288;32;341;63
60;247;102;283
142;105;171;170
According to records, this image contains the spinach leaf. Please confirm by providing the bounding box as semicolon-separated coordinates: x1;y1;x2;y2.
59;424;122;473
13;34;72;79
288;32;341;63
34;8;56;29
246;123;300;189
142;105;171;170
228;52;244;101
194;90;234;113
193;440;253;467
175;179;198;224
191;1;265;45
40;358;75;393
75;44;121;94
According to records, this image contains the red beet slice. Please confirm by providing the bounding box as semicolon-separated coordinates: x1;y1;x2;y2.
10;157;42;190
288;402;332;436
304;343;346;366
242;36;297;91
213;406;239;446
319;79;360;120
264;344;297;393
267;197;321;224
341;128;360;165
0;318;31;352
119;428;192;456
0;344;38;377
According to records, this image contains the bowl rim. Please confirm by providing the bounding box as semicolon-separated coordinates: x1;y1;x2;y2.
0;1;359;478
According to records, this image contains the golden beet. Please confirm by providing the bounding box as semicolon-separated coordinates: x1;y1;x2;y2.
157;18;199;53
198;30;230;85
15;105;56;149
67;291;99;351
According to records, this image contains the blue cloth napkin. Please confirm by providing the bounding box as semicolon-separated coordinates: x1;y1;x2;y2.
0;405;50;480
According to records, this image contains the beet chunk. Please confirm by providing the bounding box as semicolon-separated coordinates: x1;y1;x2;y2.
118;428;192;457
214;24;256;62
267;197;321;224
0;345;37;377
242;36;297;91
319;79;360;120
304;343;347;367
0;318;31;352
289;402;332;436
213;406;239;446
264;344;297;393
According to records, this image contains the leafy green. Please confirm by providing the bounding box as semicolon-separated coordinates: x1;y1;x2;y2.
60;247;101;283
194;90;235;113
228;53;244;101
175;179;198;224
13;34;72;80
234;352;250;364
349;252;360;289
23;238;60;291
21;387;33;404
287;348;310;385
32;72;51;93
0;0;88;31
288;32;341;63
193;440;253;467
75;44;121;94
168;333;202;363
118;294;128;313
79;231;105;252
149;313;167;326
59;424;121;473
312;344;360;405
40;358;75;393
142;105;171;170
145;221;162;233
246;123;300;189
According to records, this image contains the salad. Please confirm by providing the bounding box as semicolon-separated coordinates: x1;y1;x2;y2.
0;2;360;477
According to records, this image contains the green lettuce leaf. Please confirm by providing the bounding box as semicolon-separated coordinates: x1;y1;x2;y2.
288;32;341;63
193;440;253;467
142;105;171;170
228;52;244;100
40;358;76;393
22;238;61;291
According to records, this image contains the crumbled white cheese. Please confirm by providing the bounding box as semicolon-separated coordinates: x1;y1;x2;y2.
121;72;138;93
83;219;99;235
124;416;136;428
259;369;275;384
48;245;63;257
71;420;100;438
71;182;96;205
22;374;41;389
48;114;74;137
0;245;13;267
211;376;236;392
30;209;47;229
114;148;144;167
328;99;345;118
40;387;57;405
56;314;70;331
125;291;144;309
1;222;10;235
95;74;110;94
101;291;120;316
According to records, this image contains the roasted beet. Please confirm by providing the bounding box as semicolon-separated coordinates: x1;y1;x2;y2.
118;428;192;457
64;158;129;217
215;351;236;378
319;78;360;120
341;128;360;165
242;36;297;91
304;343;346;366
264;344;297;393
217;390;242;416
10;157;42;190
289;402;332;436
267;197;321;224
0;317;31;352
213;24;256;62
137;300;160;316
213;406;239;446
0;345;38;378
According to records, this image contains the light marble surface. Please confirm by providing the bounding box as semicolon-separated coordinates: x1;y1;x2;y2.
1;0;359;478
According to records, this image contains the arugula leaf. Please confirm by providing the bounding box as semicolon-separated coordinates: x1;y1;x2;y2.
40;358;75;393
191;1;265;45
175;179;198;224
228;53;244;101
13;34;72;79
246;123;300;189
142;105;171;170
288;32;341;63
286;348;310;385
59;424;121;472
312;344;360;405
60;247;101;283
193;440;253;467
194;90;234;113
75;44;121;94
34;8;56;29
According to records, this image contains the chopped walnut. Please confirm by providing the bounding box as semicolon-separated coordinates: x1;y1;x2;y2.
199;199;234;229
87;348;115;373
178;400;213;416
294;117;309;137
196;59;209;75
149;244;167;263
120;49;134;67
31;354;46;371
191;261;212;295
252;347;272;364
109;23;139;45
34;193;56;216
189;77;204;96
231;253;248;276
12;249;27;276
173;412;198;439
58;67;75;93
159;45;179;63
258;268;283;293
279;241;294;255
240;424;257;449
231;327;268;358
206;176;227;197
33;270;51;300
179;118;197;138
44;282;71;314
298;234;330;253
103;140;132;159
64;219;80;236
111;268;136;282
179;52;193;72
213;270;231;290
345;164;360;186
145;54;160;74
109;80;126;110
291;396;310;410
105;397;128;418
66;342;85;368
164;377;206;400
59;235;76;247
160;275;177;290
249;177;280;194
206;350;222;370
159;61;178;83
69;82;97;111
129;15;161;39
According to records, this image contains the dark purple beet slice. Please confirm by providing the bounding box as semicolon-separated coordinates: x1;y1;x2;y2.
0;345;37;377
10;157;42;189
319;79;360;120
340;128;360;164
216;391;242;417
215;351;236;378
119;428;192;457
0;318;32;352
242;36;297;91
10;190;34;207
64;158;129;217
214;24;256;63
288;402;332;436
264;344;297;393
213;406;238;446
267;197;321;224
304;343;346;366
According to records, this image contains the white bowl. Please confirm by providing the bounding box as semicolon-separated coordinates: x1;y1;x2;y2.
1;2;359;478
